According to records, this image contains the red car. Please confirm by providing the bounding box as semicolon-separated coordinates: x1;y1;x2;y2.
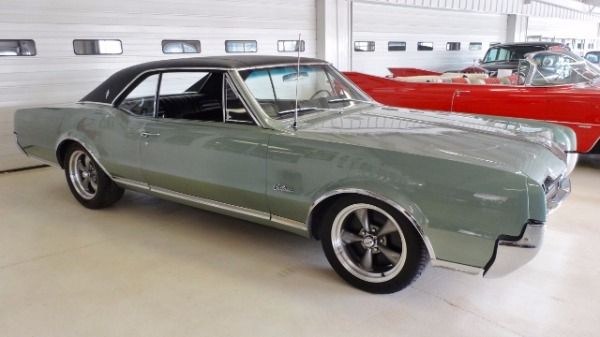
345;51;600;154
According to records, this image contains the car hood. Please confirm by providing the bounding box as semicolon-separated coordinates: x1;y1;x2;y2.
295;106;567;183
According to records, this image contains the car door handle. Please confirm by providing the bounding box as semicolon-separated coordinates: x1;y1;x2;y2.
140;131;161;137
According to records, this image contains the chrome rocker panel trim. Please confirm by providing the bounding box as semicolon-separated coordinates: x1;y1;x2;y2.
431;260;484;276
484;221;545;278
113;177;309;237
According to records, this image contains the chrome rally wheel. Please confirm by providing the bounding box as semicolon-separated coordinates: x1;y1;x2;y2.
331;204;407;283
63;144;124;209
321;196;427;293
68;150;98;200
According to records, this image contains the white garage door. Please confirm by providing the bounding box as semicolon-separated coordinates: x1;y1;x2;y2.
527;17;600;54
352;3;508;76
0;0;316;171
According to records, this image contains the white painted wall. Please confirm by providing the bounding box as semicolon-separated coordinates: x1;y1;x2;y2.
0;0;317;171
352;3;508;75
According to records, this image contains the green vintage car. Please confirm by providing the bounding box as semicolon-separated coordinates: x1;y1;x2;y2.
14;56;576;293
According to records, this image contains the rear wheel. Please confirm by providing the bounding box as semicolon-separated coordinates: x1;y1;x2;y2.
320;196;428;293
64;144;124;209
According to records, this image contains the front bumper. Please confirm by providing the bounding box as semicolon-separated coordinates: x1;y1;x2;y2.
483;221;545;278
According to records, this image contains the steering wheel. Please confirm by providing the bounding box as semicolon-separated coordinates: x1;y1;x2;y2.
310;89;331;100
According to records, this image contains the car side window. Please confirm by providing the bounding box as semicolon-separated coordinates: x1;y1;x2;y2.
483;48;498;63
224;78;254;124
157;71;224;122
119;74;159;116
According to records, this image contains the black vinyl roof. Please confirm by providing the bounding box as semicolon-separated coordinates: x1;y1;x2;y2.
80;55;326;104
491;42;565;48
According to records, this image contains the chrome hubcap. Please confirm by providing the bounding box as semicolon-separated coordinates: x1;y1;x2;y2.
331;204;407;283
68;150;98;200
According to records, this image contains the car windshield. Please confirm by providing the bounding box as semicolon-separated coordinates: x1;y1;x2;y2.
483;45;547;63
520;51;600;86
239;64;372;119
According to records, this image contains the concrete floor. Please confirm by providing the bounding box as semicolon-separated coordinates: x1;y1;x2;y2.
0;165;599;337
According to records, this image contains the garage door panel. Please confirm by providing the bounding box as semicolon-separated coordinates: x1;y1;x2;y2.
352;3;507;75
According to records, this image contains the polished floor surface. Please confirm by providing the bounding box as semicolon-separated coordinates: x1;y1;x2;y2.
1;164;599;337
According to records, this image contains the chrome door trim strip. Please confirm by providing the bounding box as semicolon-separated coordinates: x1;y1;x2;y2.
111;177;309;235
307;188;437;260
431;259;484;276
150;185;271;221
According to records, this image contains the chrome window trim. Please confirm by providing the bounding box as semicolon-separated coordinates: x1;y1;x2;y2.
110;64;329;107
306;188;437;260
223;73;259;125
233;62;328;71
111;67;232;106
77;101;114;107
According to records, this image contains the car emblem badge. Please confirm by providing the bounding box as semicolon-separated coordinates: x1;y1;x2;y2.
273;184;294;193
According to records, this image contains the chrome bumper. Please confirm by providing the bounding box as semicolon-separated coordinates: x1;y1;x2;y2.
484;222;545;278
546;175;571;212
566;152;578;175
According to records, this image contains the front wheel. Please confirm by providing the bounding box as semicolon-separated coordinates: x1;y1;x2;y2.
321;196;428;293
64;144;124;209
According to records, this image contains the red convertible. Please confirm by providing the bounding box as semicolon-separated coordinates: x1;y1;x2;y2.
345;51;600;154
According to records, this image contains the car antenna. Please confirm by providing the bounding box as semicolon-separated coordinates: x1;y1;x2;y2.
293;33;301;130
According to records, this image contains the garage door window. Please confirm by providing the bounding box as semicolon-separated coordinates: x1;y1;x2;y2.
278;40;305;52
388;41;406;51
446;42;461;51
162;40;201;54
0;39;36;56
73;39;122;55
417;42;433;51
225;40;257;53
354;41;375;52
469;42;483;51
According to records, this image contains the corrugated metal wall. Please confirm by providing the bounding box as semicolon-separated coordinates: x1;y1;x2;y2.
352;3;507;75
0;0;316;171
